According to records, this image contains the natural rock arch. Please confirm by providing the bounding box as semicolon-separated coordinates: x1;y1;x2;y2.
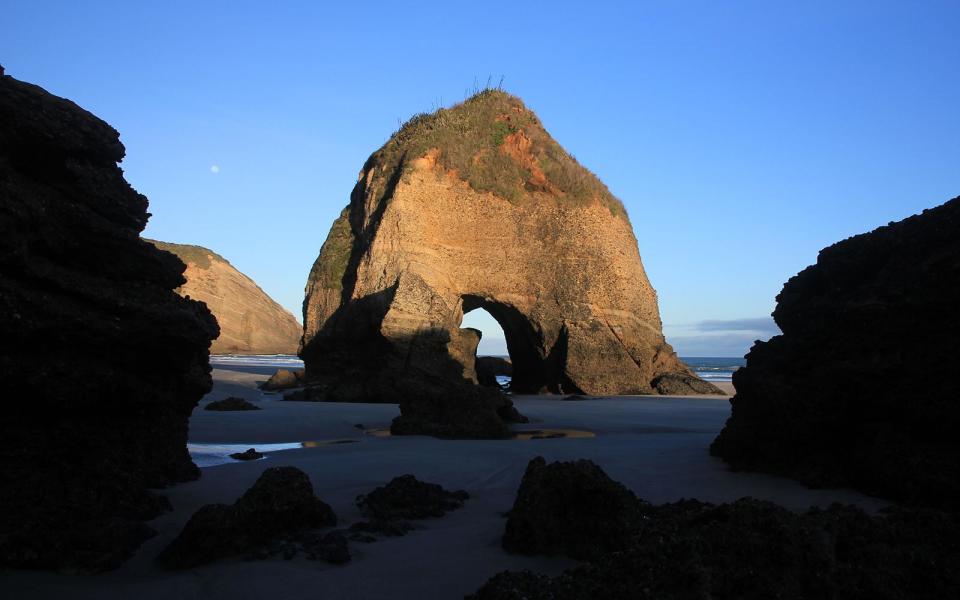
457;295;568;394
300;90;720;437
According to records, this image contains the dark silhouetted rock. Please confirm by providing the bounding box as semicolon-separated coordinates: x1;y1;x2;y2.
386;378;526;438
247;530;350;565
503;457;643;561
205;396;261;411
351;474;468;538
229;448;264;461
147;240;302;355
472;500;960;600
261;368;305;391
298;530;350;564
712;196;960;508
357;474;468;520
0;72;218;572
158;467;336;569
476;356;513;387
348;518;416;538
299;91;720;438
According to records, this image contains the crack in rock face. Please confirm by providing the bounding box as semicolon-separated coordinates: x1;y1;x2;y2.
299;90;720;438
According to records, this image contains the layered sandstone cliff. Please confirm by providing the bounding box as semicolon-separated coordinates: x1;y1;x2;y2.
148;240;301;355
0;70;218;571
712;196;960;508
301;90;719;437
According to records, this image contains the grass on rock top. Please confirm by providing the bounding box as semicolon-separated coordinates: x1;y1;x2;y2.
146;239;224;269
370;89;625;217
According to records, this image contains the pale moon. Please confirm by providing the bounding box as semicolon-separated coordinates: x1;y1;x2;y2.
210;164;220;174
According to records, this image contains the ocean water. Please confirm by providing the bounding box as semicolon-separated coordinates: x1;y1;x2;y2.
680;357;746;383
210;354;304;368
208;355;745;383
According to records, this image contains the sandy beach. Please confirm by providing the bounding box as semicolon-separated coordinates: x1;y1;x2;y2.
2;366;885;599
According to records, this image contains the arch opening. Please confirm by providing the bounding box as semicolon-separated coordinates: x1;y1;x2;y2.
461;306;511;390
458;295;568;394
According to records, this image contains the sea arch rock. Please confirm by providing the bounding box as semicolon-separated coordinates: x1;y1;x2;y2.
300;91;720;437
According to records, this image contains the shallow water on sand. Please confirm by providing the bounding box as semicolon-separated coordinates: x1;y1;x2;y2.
192;428;597;467
188;439;359;467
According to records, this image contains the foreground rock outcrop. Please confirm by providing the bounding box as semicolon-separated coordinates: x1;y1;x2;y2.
350;474;469;539
475;457;960;600
503;457;643;560
149;240;302;355
712;197;960;508
0;70;218;571
300;90;720;437
204;396;261;411
356;474;468;520
158;467;337;569
474;499;960;600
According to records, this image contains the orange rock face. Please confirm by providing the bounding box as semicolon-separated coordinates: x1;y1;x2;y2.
150;241;301;355
301;91;718;436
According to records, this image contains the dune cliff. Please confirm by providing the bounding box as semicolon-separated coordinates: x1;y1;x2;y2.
149;240;301;355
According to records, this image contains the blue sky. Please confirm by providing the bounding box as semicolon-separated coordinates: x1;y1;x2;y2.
4;1;958;357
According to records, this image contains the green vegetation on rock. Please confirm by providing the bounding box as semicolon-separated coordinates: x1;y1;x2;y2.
371;89;625;216
146;239;227;269
308;207;354;290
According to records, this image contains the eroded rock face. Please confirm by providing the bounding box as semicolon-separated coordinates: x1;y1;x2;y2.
712;196;960;508
301;91;719;437
149;240;302;355
0;72;218;571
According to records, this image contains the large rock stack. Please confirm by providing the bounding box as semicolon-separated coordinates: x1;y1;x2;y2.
0;70;218;571
300;90;719;438
712;196;960;508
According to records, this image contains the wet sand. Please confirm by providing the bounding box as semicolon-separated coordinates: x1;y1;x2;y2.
2;367;884;599
712;381;735;395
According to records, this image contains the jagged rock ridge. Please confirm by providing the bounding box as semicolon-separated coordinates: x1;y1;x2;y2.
148;240;302;355
712;196;960;509
300;90;720;437
0;70;218;571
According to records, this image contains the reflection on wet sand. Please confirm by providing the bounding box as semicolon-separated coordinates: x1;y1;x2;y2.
189;439;360;467
362;428;595;440
191;427;597;468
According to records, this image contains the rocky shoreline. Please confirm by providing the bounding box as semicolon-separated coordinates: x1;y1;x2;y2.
2;65;957;600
